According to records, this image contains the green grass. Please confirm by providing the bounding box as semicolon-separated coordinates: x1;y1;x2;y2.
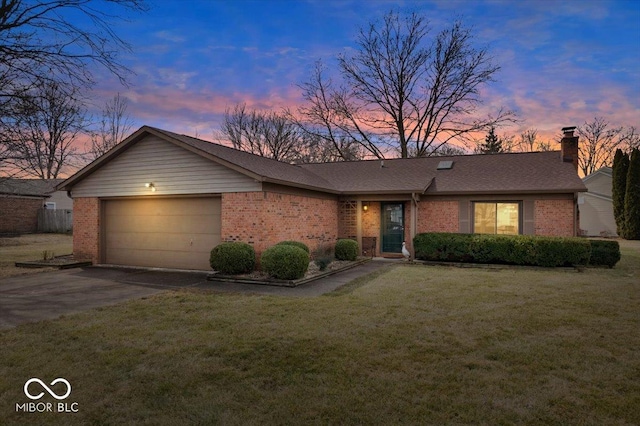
0;241;638;424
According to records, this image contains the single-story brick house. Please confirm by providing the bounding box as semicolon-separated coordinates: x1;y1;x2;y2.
0;179;71;234
59;125;586;270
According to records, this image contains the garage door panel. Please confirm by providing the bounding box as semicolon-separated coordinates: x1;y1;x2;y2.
104;197;221;270
106;198;217;216
106;215;220;234
106;232;219;252
106;248;209;271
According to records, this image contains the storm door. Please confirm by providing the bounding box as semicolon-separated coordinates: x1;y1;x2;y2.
381;202;404;253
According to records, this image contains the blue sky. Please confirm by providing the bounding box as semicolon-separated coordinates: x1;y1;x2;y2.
90;0;640;144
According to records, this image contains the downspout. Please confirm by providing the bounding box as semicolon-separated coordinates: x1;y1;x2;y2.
356;200;363;256
410;193;419;258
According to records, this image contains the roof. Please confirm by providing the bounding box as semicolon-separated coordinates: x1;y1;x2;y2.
59;126;587;196
582;167;612;183
0;179;63;198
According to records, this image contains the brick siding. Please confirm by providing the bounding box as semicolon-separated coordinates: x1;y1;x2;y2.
221;191;338;256
534;199;575;237
0;196;44;234
73;197;100;262
417;200;459;233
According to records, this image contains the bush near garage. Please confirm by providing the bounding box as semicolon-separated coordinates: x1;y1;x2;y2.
275;240;310;253
261;244;310;280
588;240;621;268
413;233;593;267
335;239;358;261
210;242;256;274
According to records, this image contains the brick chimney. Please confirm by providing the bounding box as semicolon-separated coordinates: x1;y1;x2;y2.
561;126;579;171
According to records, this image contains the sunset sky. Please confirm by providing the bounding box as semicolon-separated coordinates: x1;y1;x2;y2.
89;0;639;147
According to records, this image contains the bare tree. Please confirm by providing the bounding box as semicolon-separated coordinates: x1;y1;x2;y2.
293;63;375;160
576;117;626;176
220;104;306;163
89;93;133;159
0;0;147;95
619;126;640;153
296;11;515;159
3;79;86;178
0;0;147;175
511;129;553;152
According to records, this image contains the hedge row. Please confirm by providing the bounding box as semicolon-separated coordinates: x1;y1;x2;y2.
588;240;621;268
413;233;620;268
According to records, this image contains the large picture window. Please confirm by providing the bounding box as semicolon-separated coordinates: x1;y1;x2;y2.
473;202;520;235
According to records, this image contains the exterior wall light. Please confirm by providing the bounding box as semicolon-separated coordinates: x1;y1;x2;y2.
363;202;369;212
145;182;156;192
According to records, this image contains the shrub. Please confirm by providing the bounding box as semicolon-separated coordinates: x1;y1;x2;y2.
261;245;310;280
210;242;255;274
335;239;358;261
589;240;621;268
413;233;591;267
275;240;310;253
314;256;333;271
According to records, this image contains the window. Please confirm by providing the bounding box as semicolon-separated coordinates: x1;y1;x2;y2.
473;202;520;235
44;202;56;210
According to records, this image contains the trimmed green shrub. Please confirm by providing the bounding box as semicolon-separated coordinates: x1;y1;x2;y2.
335;239;358;261
413;233;591;267
588;240;621;268
275;240;310;253
210;242;255;274
261;245;310;280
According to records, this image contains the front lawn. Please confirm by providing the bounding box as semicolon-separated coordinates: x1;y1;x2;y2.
0;241;638;424
0;234;73;279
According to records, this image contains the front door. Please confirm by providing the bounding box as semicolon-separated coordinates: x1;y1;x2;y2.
381;202;404;253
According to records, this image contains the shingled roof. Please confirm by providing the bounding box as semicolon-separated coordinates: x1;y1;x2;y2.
59;126;586;195
0;179;63;197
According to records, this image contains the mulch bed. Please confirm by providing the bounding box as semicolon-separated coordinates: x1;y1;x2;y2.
208;258;370;287
15;255;92;269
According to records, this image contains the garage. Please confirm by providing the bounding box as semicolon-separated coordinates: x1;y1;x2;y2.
103;197;221;270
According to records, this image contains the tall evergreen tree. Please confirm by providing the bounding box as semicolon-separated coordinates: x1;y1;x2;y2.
478;126;503;154
612;149;629;237
624;148;640;239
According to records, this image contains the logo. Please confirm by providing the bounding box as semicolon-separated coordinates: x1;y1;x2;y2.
24;378;72;400
16;378;78;414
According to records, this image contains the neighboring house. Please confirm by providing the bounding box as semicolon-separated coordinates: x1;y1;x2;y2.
59;126;586;271
0;179;72;234
580;167;617;237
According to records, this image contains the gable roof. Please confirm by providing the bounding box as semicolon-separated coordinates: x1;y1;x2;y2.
0;179;63;198
59;126;587;196
582;167;612;184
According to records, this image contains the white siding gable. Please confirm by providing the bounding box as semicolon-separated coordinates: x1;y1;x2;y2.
71;135;261;197
584;172;612;198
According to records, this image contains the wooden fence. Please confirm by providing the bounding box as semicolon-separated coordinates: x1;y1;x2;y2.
37;209;73;233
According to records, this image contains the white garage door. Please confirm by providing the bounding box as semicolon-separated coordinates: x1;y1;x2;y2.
104;197;221;270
